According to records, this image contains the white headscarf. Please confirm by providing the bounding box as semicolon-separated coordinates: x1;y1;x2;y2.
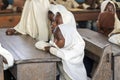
101;0;120;36
49;4;59;15
49;24;87;80
56;5;77;28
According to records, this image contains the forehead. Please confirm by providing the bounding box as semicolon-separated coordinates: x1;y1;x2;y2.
106;2;114;7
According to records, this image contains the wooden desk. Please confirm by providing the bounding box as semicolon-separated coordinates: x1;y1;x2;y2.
78;29;112;80
77;28;120;80
0;29;60;80
72;9;120;21
0;13;21;28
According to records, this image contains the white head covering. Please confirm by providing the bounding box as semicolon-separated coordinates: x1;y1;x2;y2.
49;24;87;80
101;0;120;36
49;4;59;15
56;5;77;28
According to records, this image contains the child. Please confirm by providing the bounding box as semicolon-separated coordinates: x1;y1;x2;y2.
45;8;87;80
97;0;115;36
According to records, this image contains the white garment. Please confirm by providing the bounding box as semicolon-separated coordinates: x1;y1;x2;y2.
0;43;14;70
101;0;120;45
56;5;77;29
50;24;87;80
49;4;59;16
108;34;120;46
14;0;50;41
35;41;51;51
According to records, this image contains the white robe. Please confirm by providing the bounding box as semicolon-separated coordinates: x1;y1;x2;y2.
0;43;14;70
50;24;87;80
14;0;50;41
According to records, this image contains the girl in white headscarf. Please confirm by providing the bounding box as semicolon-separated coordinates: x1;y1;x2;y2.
6;0;50;41
56;4;77;29
44;8;87;80
98;0;120;46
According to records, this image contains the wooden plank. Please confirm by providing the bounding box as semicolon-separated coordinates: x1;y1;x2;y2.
0;28;60;80
77;28;109;58
0;29;60;64
10;62;57;80
114;56;120;80
72;9;120;21
0;13;21;28
72;9;100;21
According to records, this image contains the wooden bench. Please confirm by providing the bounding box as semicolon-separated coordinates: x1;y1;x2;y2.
0;55;4;80
0;28;61;80
111;44;120;80
71;9;120;21
0;13;21;28
78;28;112;80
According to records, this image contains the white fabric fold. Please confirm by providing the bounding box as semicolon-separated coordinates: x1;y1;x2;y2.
0;44;14;70
49;24;87;80
14;0;50;41
35;41;51;51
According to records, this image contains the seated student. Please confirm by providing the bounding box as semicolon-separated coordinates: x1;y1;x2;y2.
97;0;120;46
45;11;87;80
97;0;115;36
6;0;50;41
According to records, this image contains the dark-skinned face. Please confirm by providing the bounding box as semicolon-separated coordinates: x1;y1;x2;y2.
48;11;54;21
51;12;63;33
105;2;115;13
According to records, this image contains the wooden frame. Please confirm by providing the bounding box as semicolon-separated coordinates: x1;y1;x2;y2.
0;29;60;80
78;29;112;80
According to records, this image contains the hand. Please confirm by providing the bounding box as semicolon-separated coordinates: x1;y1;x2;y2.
44;46;51;52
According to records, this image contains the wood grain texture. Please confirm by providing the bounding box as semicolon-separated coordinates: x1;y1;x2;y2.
0;13;21;28
0;55;4;80
0;28;60;80
78;29;112;80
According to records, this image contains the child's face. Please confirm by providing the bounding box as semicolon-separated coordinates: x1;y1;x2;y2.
51;12;63;33
48;11;54;21
105;2;115;13
55;12;63;25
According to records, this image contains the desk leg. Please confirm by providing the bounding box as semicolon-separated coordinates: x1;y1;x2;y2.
0;56;4;80
10;62;57;80
114;56;120;80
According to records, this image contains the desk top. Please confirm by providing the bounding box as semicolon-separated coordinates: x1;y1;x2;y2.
0;29;60;64
78;28;120;56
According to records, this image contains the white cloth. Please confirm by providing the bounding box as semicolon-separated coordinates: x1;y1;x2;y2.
49;4;59;15
14;0;50;41
0;44;14;70
50;24;87;80
108;34;120;46
35;41;51;51
101;0;120;45
56;5;77;29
